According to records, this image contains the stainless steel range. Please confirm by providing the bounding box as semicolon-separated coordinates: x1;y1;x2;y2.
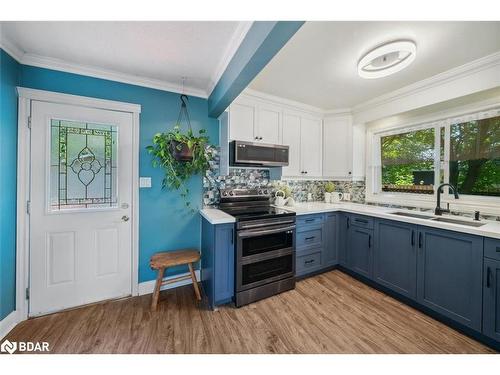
218;188;296;307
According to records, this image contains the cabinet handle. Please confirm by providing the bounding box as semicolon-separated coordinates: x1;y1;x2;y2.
304;171;308;174
346;217;350;229
411;230;415;246
487;267;492;288
254;136;259;140
231;229;234;245
418;232;423;249
305;236;315;241
305;218;314;223
355;218;368;224
305;259;315;265
259;137;263;140
368;235;372;248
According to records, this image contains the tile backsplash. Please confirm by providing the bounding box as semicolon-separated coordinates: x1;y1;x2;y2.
202;147;499;221
203;151;365;206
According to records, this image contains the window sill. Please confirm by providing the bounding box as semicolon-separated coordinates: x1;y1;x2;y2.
366;193;500;216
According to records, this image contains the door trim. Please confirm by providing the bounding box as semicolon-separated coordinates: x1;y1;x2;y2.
16;87;141;321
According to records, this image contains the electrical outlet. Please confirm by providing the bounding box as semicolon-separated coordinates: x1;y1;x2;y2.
139;177;152;188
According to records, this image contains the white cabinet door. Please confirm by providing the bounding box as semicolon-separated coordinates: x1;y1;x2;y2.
323;116;352;178
281;113;301;177
257;104;281;144
300;117;323;177
229;100;256;142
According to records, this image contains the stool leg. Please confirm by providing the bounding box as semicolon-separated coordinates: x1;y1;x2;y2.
188;263;201;301
151;267;165;311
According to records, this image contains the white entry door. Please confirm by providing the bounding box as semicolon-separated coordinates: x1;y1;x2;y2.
29;100;134;317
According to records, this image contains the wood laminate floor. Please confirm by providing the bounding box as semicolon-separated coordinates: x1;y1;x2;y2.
6;270;496;354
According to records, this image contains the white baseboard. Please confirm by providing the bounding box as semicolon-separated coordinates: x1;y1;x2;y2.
0;310;19;340
138;270;201;296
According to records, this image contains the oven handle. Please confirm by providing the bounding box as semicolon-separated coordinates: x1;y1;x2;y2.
238;225;296;238
238;220;295;230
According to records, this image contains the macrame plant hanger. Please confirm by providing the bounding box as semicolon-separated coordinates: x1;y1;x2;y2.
170;77;195;161
177;77;192;133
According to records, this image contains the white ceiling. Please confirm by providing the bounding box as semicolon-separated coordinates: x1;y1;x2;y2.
0;21;251;97
249;21;500;109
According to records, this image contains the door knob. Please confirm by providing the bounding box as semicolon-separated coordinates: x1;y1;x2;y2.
121;215;130;222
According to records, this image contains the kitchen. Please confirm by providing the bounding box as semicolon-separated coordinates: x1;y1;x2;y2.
1;12;500;366
200;21;500;351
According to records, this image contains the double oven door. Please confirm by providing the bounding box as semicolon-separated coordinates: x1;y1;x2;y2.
236;218;295;292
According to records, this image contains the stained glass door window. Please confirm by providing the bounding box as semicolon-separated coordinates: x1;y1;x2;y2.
50;119;118;210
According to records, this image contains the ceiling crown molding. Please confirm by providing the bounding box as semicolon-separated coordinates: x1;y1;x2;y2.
206;21;253;96
352;50;500;116
20;52;208;98
0;31;24;62
243;88;326;115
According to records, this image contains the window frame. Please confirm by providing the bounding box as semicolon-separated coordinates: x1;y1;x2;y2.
366;103;500;215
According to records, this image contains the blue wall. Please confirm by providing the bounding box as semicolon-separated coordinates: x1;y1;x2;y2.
0;49;20;320
0;48;219;314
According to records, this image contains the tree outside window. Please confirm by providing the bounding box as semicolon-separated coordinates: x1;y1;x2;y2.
379;112;500;197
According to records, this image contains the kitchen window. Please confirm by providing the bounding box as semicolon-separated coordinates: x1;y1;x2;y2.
380;128;435;194
371;107;500;203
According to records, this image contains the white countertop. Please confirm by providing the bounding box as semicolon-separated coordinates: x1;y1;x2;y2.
200;207;236;224
282;201;500;240
201;201;500;239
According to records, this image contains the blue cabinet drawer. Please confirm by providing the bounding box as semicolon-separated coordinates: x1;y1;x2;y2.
296;251;322;276
350;214;374;229
297;214;324;227
485;238;500;261
297;228;323;249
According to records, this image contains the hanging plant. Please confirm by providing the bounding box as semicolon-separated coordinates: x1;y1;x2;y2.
146;94;212;208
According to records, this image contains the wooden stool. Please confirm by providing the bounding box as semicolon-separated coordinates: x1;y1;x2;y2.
150;249;201;311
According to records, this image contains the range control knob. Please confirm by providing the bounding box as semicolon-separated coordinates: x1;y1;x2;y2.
263;189;269;195
228;191;234;196
222;191;228;196
258;189;263;195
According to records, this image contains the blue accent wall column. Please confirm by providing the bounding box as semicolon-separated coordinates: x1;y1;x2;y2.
19;65;219;284
208;21;304;118
0;49;20;320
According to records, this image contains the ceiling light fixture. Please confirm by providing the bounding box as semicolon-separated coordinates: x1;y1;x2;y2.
358;40;417;79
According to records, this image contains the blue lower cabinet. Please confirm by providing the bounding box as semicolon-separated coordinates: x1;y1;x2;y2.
373;220;417;299
338;214;350;267
483;257;500;342
349;224;374;279
201;219;235;309
296;249;322;276
416;227;483;330
323;213;338;267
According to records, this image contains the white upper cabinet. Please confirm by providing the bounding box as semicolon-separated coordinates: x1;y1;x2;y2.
229;98;282;144
225;92;354;180
299;117;323;177
281;113;301;177
323;115;353;179
256;104;281;144
229;99;256;142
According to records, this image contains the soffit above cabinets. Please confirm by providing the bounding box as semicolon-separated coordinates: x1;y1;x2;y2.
249;21;500;109
0;21;252;97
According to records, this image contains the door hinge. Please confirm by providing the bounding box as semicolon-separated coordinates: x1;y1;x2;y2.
27;116;32;129
25;287;30;300
26;200;31;215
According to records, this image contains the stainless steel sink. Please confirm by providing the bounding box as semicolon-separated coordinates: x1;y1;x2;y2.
430;217;486;227
390;211;434;219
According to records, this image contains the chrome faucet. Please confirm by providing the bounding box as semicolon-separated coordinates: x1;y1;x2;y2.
435;183;459;216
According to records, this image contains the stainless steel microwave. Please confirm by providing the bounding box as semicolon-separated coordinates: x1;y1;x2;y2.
229;141;289;167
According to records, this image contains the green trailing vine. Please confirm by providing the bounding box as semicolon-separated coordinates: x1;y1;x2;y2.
146;125;211;208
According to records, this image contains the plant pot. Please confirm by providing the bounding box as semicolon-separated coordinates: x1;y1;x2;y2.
169;140;193;161
324;192;332;203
